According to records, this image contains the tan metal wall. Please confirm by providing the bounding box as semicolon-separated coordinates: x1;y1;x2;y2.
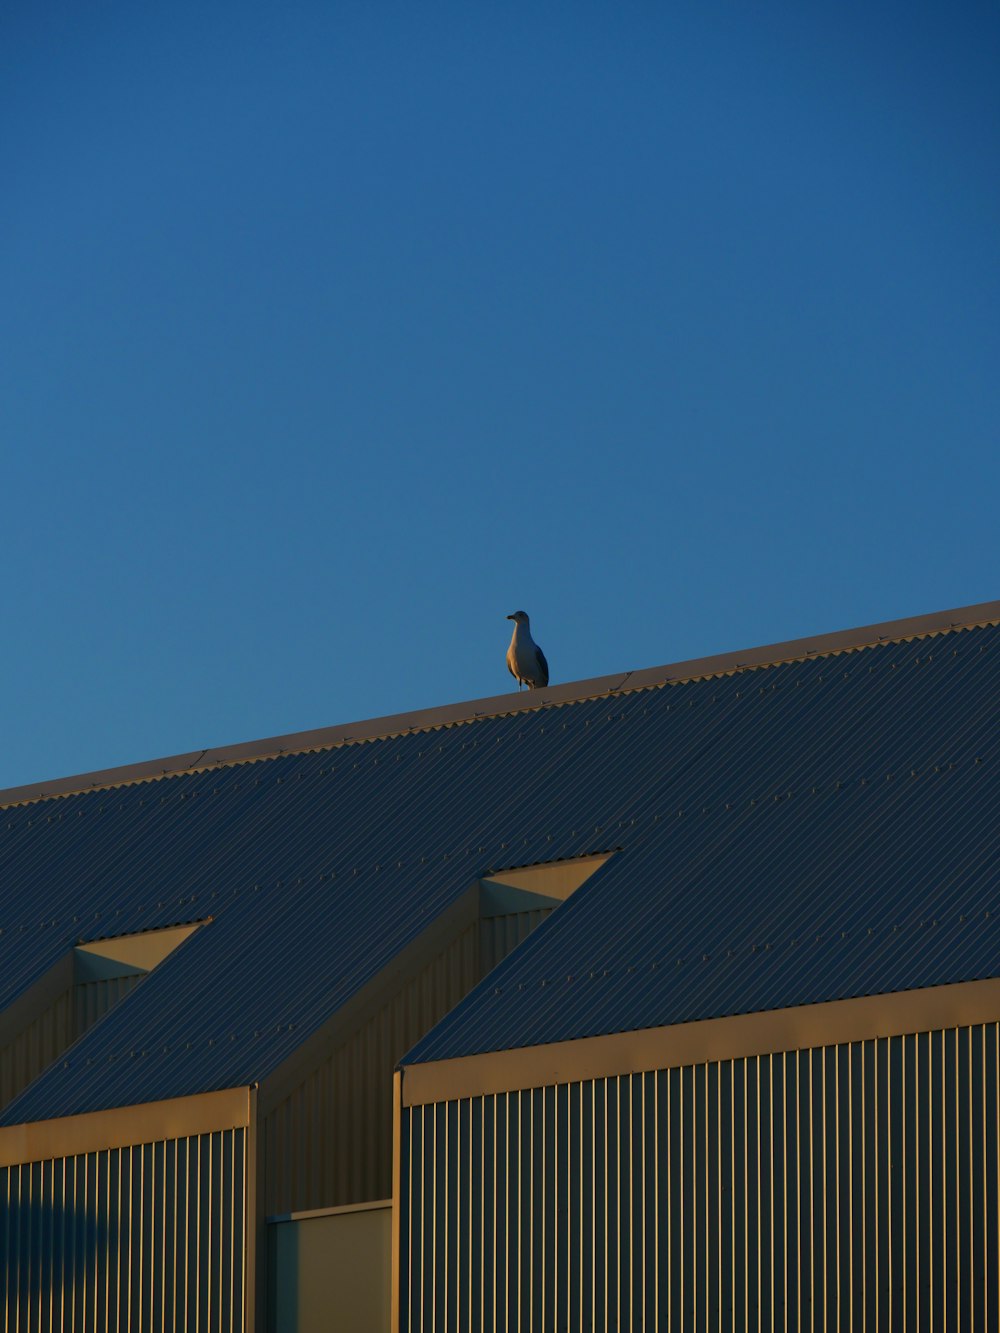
1;973;143;1113
267;1201;391;1333
0;988;73;1112
479;908;554;977
264;921;480;1215
263;898;559;1218
401;1022;1000;1331
264;901;557;1221
74;972;144;1039
0;1125;248;1332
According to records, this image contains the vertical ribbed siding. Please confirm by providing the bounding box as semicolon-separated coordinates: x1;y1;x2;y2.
74;972;144;1040
264;905;553;1217
0;990;73;1112
479;911;555;979
401;1023;1000;1330
1;974;145;1113
0;1126;247;1332
265;922;480;1215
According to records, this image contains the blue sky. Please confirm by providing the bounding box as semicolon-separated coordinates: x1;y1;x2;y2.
2;1;998;789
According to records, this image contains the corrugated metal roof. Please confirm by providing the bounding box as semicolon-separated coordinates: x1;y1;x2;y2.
1;613;997;1121
404;621;1000;1063
4;598;995;808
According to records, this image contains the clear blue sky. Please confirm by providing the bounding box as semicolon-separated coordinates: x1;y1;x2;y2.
3;1;998;790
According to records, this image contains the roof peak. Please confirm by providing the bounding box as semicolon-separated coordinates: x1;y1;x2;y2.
3;598;997;809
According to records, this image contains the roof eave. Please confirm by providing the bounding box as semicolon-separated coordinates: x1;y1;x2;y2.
399;974;1000;1106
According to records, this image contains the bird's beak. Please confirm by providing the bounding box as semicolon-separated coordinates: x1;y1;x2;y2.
506;614;515;620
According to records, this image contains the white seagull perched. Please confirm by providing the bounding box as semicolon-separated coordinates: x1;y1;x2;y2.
506;610;549;690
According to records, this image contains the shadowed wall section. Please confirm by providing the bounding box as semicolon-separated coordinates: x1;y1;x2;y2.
261;860;604;1217
0;924;203;1114
268;1200;392;1333
0;1126;247;1332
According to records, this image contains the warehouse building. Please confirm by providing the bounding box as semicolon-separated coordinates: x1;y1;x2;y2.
1;600;998;1330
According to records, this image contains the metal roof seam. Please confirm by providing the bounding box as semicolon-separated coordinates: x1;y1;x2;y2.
0;635;976;826
3;617;999;1115
3;607;996;809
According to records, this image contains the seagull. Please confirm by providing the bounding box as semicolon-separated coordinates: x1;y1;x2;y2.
506;611;549;690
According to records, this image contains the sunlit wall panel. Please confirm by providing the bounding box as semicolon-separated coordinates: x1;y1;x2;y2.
401;1023;1000;1331
0;1125;247;1332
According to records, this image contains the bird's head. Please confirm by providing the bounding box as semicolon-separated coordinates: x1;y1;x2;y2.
506;610;530;625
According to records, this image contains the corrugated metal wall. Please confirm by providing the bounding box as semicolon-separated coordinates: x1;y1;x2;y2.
264;904;555;1217
480;910;554;978
74;973;144;1039
0;990;73;1113
401;1022;1000;1331
0;1126;247;1332
1;973;143;1113
264;921;480;1215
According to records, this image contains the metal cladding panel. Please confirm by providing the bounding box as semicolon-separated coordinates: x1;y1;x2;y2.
480;909;555;978
0;622;997;1121
400;1022;1000;1331
405;628;1000;1063
263;902;547;1215
74;971;145;1040
267;1203;392;1332
0;1125;247;1332
0;989;73;1112
265;919;479;1215
1;974;145;1113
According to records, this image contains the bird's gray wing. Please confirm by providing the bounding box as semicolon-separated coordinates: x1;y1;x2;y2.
535;645;549;686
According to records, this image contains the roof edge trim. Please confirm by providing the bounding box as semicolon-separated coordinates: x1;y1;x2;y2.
400;975;1000;1105
0;1085;251;1167
3;597;997;808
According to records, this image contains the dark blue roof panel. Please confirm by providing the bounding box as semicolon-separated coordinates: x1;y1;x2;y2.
405;623;1000;1061
1;617;998;1119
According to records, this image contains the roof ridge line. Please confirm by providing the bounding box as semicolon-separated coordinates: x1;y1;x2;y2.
2;598;997;809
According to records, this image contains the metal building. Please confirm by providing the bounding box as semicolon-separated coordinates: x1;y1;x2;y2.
2;599;998;1330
